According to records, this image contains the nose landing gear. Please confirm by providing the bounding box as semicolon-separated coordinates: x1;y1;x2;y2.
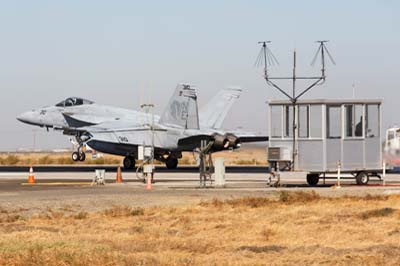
70;134;90;162
72;150;86;162
71;151;86;162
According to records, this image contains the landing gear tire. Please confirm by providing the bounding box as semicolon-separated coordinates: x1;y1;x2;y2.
79;152;86;162
307;174;320;186
356;172;369;185
123;156;136;170
72;152;80;162
166;157;178;169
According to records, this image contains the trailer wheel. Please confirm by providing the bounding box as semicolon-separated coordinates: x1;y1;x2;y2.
306;174;319;186
356;172;369;185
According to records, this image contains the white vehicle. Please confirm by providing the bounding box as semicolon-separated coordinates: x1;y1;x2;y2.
383;127;400;167
385;127;400;155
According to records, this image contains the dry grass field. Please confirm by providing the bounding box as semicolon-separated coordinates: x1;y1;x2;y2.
1;191;400;265
0;145;267;166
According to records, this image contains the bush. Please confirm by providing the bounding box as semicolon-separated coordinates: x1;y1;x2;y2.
38;156;53;165
234;159;258;165
0;214;22;223
179;157;194;165
103;206;144;217
227;197;271;208
93;158;105;165
279;191;320;203
57;157;74;165
73;211;88;220
359;208;396;220
3;155;19;165
130;208;145;216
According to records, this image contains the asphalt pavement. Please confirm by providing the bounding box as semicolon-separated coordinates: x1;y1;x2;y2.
0;165;269;173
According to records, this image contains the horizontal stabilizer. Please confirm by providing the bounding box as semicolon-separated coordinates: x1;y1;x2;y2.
239;136;269;143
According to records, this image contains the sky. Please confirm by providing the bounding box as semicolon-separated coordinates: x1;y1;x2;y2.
0;0;399;151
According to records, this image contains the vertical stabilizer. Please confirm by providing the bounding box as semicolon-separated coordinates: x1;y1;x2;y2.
159;84;199;129
199;87;242;129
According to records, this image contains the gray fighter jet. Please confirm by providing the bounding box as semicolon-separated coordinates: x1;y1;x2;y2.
17;84;267;169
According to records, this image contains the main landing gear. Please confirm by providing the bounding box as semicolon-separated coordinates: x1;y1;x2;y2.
165;157;178;169
123;156;136;170
123;153;180;170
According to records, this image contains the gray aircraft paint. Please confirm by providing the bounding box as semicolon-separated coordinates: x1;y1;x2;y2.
17;84;267;160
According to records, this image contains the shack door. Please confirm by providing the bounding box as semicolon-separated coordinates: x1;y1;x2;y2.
326;105;342;170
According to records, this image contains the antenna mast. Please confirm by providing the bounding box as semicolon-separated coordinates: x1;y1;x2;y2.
256;40;335;170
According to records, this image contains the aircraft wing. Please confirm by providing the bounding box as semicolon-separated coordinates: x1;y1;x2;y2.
177;132;268;151
228;130;269;143
199;88;242;129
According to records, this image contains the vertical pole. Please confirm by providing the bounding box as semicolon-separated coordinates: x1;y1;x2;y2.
382;159;386;186
199;140;205;187
276;161;280;187
321;44;326;78
292;50;297;171
151;105;155;171
337;161;341;188
263;42;268;78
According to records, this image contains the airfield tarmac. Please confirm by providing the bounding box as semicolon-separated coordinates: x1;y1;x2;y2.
2;169;400;265
1;169;400;215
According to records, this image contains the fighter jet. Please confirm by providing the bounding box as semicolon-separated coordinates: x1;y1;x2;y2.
17;84;267;169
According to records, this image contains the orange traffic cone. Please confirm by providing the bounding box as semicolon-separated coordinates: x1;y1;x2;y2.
146;174;152;190
116;166;123;183
28;166;35;184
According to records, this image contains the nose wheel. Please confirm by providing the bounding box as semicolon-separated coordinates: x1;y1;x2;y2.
72;151;86;162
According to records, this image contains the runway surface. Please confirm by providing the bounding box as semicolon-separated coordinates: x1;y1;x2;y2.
0;165;269;173
1;170;400;214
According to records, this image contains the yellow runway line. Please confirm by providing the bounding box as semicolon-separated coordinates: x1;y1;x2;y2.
21;182;92;186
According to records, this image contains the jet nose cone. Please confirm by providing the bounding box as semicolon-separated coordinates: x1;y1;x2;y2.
17;111;35;124
17;112;28;122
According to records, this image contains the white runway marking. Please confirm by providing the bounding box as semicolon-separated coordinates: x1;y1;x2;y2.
0;173;26;176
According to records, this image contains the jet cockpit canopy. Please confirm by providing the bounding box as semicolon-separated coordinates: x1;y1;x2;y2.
55;97;94;107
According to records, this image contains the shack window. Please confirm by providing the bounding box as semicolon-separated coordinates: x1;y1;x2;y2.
298;105;309;138
327;106;341;138
310;105;322;138
270;106;282;138
284;105;293;137
365;104;379;138
344;104;363;137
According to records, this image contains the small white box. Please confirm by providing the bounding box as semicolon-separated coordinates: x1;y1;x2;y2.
138;146;144;160
144;147;152;158
144;164;154;174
